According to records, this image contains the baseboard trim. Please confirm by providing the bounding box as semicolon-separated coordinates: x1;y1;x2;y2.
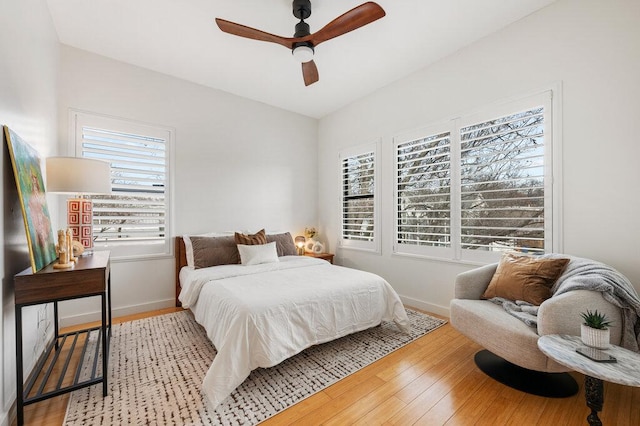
59;298;176;327
400;295;450;318
1;403;15;426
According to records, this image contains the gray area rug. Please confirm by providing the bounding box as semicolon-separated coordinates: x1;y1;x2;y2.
64;309;446;425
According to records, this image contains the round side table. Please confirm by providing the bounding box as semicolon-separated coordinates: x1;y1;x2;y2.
538;334;640;426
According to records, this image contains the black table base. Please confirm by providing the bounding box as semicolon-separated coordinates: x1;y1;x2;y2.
474;350;579;398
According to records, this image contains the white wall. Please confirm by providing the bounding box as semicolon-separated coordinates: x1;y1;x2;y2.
318;0;640;316
56;46;319;324
0;0;60;424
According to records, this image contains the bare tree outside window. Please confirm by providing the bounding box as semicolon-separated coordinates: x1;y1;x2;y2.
396;132;451;247
395;105;547;255
460;107;545;253
342;151;375;242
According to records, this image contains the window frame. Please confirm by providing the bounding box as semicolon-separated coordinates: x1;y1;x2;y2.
393;122;455;260
69;110;175;260
392;89;561;263
339;140;381;254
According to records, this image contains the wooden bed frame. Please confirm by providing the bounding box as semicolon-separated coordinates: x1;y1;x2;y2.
174;237;187;307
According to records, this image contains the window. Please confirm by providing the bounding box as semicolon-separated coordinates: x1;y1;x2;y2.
71;111;174;259
460;106;545;255
340;142;380;252
395;126;453;258
394;91;558;262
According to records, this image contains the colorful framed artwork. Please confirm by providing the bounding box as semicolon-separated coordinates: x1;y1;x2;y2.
4;126;57;272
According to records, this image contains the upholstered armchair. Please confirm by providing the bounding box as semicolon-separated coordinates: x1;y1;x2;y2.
450;261;623;395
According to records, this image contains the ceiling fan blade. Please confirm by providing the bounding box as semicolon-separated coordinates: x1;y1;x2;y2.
302;60;319;86
215;18;295;49
307;2;385;46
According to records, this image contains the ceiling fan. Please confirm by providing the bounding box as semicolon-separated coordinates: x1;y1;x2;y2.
215;1;386;86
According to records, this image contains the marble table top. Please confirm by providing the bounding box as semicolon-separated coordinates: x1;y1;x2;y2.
538;335;640;387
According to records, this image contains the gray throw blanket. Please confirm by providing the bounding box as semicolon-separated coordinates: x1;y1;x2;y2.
489;297;539;327
549;255;640;352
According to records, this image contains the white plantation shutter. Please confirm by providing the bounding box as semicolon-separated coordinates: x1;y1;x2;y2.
394;129;453;258
340;142;380;252
391;90;557;262
72;112;173;258
459;106;546;255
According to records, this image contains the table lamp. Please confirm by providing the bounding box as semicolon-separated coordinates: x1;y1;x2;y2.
46;157;111;251
295;236;306;255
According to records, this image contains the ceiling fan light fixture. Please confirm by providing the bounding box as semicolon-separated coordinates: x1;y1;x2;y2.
292;45;314;63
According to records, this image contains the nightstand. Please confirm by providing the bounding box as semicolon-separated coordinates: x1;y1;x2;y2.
304;252;334;264
14;251;111;426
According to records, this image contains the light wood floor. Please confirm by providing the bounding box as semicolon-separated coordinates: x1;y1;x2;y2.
19;307;640;426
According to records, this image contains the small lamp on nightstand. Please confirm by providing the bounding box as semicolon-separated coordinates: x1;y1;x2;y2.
295;235;306;255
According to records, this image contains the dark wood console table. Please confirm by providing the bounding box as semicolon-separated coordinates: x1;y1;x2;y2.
14;251;111;425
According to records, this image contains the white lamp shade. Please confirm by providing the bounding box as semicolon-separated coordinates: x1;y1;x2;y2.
46;157;111;194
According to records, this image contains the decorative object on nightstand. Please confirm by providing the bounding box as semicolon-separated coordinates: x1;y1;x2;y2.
304;227;316;239
295;235;306;255
580;310;613;349
304;226;320;253
312;241;325;253
46;157;111;250
53;229;73;269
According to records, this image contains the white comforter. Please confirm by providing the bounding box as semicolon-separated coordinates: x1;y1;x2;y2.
178;256;410;410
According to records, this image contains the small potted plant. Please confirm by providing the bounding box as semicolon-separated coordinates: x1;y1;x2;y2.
580;310;613;349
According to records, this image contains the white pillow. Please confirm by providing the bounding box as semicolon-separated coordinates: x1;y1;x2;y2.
237;242;279;266
183;232;231;267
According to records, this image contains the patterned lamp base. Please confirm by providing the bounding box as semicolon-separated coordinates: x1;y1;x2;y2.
68;198;93;249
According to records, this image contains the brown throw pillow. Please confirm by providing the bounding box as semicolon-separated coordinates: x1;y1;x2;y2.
190;236;240;268
234;229;267;245
481;253;570;305
266;232;297;256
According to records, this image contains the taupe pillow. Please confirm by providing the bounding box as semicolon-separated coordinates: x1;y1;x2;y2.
481;253;570;305
191;236;240;269
234;229;267;245
266;232;297;257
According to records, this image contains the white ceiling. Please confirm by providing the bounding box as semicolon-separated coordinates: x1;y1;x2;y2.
46;0;556;119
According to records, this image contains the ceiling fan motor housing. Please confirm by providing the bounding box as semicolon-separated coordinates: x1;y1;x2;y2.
294;21;310;38
292;0;312;20
292;0;314;58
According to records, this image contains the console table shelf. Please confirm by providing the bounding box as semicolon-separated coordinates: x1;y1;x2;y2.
14;251;111;426
23;326;104;405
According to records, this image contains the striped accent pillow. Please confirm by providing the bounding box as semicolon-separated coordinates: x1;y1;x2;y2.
235;229;267;245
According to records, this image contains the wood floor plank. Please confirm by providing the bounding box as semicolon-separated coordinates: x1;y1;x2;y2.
351;396;407;426
387;344;480;425
393;341;475;405
473;384;526;426
291;375;387;425
442;375;496;425
261;391;332;425
416;362;488;425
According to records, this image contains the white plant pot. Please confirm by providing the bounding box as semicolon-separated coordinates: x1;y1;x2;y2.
580;324;610;349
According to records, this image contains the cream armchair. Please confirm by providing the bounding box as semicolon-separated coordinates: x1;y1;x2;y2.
450;262;622;388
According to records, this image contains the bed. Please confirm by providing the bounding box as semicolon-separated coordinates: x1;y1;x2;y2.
173;235;410;410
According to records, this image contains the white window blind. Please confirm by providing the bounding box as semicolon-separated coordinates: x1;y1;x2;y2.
72;111;173;259
340;142;380;252
396;131;452;252
392;90;557;262
460;107;546;254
